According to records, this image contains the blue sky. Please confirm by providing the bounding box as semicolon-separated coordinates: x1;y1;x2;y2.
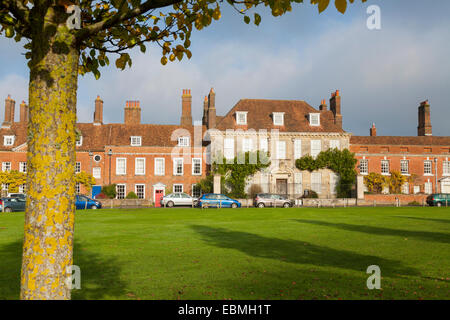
1;0;449;136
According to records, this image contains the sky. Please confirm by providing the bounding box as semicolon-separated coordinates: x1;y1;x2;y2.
0;0;449;136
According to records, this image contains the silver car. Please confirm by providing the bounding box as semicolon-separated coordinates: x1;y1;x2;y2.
160;193;197;207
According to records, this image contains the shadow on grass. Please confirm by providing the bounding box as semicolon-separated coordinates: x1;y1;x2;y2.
393;216;450;225
294;219;450;244
0;240;127;300
190;225;418;277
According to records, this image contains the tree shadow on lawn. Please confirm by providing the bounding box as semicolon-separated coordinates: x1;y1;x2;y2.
294;219;450;244
190;225;418;277
392;216;450;225
0;240;127;300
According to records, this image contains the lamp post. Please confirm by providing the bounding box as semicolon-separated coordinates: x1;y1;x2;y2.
108;149;112;185
434;158;438;193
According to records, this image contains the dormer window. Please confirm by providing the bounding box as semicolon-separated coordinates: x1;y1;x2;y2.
3;135;14;146
178;136;190;147
272;112;284;126
309;113;320;126
76;136;83;147
236;111;248;125
131;136;142;146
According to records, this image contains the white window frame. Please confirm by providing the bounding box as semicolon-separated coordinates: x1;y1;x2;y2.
444;160;450;176
424;181;432;194
276;140;286;160
93;167;101;179
381;160;390;175
116;158;127;175
402;182;409;195
329;140;340;150
242;138;253;153
294;172;302;195
3;135;14;146
173;184;183;193
192;158;202;175
76;136;83;147
75;182;80;194
360;159;368;175
173;158;184;176
224;138;235;159
75;162;81;174
424;160;433;175
178;137;190;147
192;184;201;198
116;184;126;199
135;158;146;175
400;160;409;175
19;162;27;173
135;184;145;199
19;184;26;194
236;111;248;125
272;112;285;126
309;113;320;126
154;158;165;176
130;136;142;146
2;162;11;172
259;138;268;152
311;172;322;194
294;139;302;159
310;140;321;158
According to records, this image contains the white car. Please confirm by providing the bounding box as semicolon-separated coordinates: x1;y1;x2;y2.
160;193;197;207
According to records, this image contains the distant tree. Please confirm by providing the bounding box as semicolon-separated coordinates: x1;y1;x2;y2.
125;191;138;199
0;0;365;299
101;184;117;199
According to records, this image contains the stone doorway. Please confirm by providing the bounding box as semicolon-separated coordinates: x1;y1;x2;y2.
276;179;288;195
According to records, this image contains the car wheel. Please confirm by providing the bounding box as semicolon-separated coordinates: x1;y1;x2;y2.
90;205;98;210
167;201;174;208
283;202;290;208
437;202;442;207
257;202;265;208
4;207;12;213
231;203;238;208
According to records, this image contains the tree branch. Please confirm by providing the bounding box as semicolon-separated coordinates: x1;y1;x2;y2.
0;0;30;25
76;0;182;42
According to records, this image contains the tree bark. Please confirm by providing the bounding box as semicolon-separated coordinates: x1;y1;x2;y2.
20;6;79;300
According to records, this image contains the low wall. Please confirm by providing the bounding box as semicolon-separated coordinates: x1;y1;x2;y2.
363;194;429;206
99;199;153;209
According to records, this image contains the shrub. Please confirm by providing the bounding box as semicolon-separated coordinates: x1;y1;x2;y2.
126;191;138;199
302;190;318;199
101;184;117;199
95;192;108;199
408;201;421;206
248;184;262;199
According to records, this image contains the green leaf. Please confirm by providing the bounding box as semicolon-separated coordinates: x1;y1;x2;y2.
244;15;250;24
335;0;347;13
318;0;330;13
254;13;261;26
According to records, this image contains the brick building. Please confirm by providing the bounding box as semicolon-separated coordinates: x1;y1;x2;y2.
350;100;450;194
0;91;207;205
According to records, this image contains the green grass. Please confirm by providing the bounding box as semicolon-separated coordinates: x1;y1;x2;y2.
0;207;449;300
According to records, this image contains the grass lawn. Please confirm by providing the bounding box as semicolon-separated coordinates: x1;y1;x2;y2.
0;207;449;300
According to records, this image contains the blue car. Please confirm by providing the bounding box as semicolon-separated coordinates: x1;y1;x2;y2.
197;193;241;208
76;195;102;210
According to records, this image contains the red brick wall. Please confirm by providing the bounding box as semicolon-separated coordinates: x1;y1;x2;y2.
364;194;429;205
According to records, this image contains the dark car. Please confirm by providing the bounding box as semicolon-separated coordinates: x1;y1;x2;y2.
196;193;241;208
253;193;292;208
426;193;450;207
0;197;26;212
76;195;102;210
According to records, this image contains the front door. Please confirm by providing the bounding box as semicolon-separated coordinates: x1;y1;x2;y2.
276;179;288;196
155;190;164;207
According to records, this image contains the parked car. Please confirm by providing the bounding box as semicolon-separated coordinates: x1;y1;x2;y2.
7;193;26;200
253;193;292;208
160;192;197;207
196;193;241;208
76;195;102;210
0;197;26;212
426;193;450;207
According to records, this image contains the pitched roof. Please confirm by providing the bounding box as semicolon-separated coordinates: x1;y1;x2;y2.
215;99;344;133
350;136;450;146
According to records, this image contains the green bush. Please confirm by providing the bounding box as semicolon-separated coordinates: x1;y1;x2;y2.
126;191;139;199
302;190;319;199
101;184;117;199
408;201;421;206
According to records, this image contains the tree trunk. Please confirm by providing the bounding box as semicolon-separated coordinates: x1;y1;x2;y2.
20;6;79;300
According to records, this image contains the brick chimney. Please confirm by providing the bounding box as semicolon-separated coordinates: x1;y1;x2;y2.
94;95;103;125
202;96;208;126
20;101;28;123
2;95;15;127
180;89;192;126
207;88;216;129
329;90;342;128
124;100;141;125
417;100;432;136
319;99;327;111
370;123;377;136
